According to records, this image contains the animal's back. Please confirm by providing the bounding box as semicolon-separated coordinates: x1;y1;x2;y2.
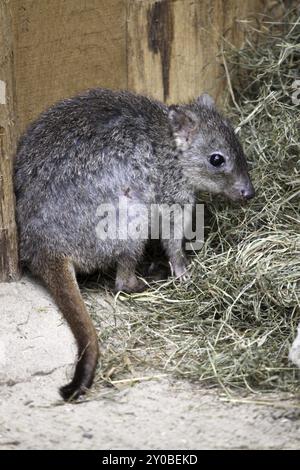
15;88;166;185
15;89;167;269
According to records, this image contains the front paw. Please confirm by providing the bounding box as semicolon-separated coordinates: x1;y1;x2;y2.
115;275;147;294
177;270;192;282
171;260;191;282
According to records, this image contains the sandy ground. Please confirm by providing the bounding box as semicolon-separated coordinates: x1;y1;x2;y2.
0;276;300;450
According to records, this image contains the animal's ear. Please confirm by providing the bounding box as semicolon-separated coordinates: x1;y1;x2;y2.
196;93;215;109
168;106;198;150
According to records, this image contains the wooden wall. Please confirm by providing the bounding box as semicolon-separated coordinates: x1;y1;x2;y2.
12;0;264;133
127;0;263;105
0;0;19;281
12;0;127;133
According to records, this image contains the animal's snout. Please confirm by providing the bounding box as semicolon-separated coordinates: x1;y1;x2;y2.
240;183;255;200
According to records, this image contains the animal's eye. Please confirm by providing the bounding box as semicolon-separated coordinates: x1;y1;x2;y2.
209;153;225;167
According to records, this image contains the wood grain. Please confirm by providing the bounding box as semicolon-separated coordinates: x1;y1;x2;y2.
0;0;20;281
12;0;127;133
127;0;264;104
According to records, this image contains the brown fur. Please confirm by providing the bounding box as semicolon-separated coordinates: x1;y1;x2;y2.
38;257;99;400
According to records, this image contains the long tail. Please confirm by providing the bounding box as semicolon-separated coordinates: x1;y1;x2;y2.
38;256;99;400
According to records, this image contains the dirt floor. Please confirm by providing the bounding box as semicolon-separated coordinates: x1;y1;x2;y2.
0;276;300;450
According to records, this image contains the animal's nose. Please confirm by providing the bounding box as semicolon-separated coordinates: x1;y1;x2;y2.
241;184;255;200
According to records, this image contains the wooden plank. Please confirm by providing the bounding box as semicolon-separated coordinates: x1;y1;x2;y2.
12;0;127;133
127;0;264;104
0;0;20;282
13;0;265;131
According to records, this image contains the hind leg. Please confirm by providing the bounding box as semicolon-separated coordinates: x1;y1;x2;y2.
115;256;146;293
